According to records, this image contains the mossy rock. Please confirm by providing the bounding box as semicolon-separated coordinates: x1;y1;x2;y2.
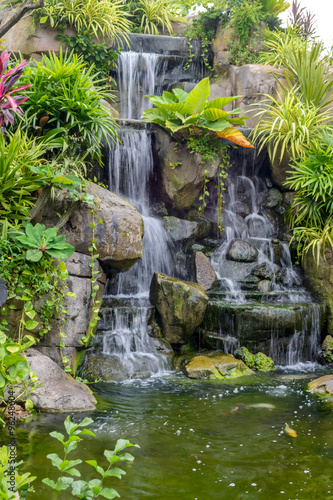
234;347;255;368
321;335;333;364
253;352;275;371
184;354;253;380
308;375;333;396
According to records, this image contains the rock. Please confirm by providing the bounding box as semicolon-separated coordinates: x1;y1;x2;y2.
230;201;251;218
150;272;208;345
253;352;275;371
184;354;253;379
153;127;220;211
163;216;213;242
303;248;333;335
270;150;292;191
250;261;280;281
271;239;283;265
24;350;96;411
308;375;333;396
320;335;333;364
258;280;273;292
234;347;255;368
81;353;132;382
33;182;144;272
195;251;217;290
264;188;283;209
0;278;7;307
226;239;258;263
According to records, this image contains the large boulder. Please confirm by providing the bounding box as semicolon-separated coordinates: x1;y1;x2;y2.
23;350;96;411
226;239;258;262
163;216;213;241
150;272;208;344
184;354;253;379
195;251;217;290
33;182;144;272
153;127;220;211
308;375;333;396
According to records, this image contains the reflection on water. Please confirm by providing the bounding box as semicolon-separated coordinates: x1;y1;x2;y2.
3;369;333;500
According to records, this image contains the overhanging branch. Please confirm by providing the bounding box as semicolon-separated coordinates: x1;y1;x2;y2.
0;0;44;39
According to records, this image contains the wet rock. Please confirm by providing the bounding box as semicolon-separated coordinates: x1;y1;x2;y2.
184;354;253;380
253;352;275;371
33;182;144;272
230;201;251;218
150;272;208;345
271;239;283;265
226;239;258;263
250;261;280;281
195;252;217;291
81;353;131;382
163;216;213;242
264;188;283;209
154;127;220;211
258;280;273;292
0;278;7;307
308;375;333;396
234;347;255;368
24;349;96;411
320;335;333;364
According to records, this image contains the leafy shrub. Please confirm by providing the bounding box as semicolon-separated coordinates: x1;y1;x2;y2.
43;0;132;41
20;50;118;164
129;0;184;35
229;0;262;46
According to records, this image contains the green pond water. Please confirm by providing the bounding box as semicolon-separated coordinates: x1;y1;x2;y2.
2;366;333;500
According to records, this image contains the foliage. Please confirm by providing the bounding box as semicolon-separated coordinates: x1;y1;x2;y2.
184;4;227;40
288;0;316;40
0;51;31;130
55;31;119;82
228;0;262;46
284;132;333;263
19;50;118;164
14;223;75;262
43;0;132;41
0;445;36;498
228;38;260;65
252;90;329;164
42;415;139;499
259;26;304;67
129;0;185;35
142;77;253;148
258;0;289;14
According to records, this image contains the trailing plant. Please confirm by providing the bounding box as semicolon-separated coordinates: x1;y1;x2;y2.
19;50;118;164
284;131;333;264
0;50;31;131
228;0;262;46
55;31;119;82
228;38;260;65
41;0;132;41
42;415;139;499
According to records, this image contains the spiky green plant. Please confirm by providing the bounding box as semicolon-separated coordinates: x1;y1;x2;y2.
259;26;304;68
134;0;184;35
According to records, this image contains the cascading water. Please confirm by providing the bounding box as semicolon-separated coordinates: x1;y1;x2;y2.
208;159;324;366
93;126;174;379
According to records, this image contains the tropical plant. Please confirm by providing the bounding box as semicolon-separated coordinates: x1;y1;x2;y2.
289;0;316;40
45;0;132;41
0;51;31;130
284;132;333;263
259;26;304;68
19;50;118;164
42;415;139;498
258;0;289;14
229;0;262;46
252;90;329;164
14;223;75;262
142;77;253;148
131;0;185;35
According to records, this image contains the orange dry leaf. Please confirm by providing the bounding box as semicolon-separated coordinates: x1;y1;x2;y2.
216;127;254;148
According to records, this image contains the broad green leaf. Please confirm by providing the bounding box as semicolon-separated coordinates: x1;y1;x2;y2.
172;88;189;103
185;77;210;114
202;108;229;122
25;320;39;331
206;96;242;109
99;487;121;499
26;249;43;262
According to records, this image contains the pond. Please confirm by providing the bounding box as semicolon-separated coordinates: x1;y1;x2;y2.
3;364;333;500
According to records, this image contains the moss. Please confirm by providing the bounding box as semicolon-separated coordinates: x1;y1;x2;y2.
234;346;255;368
253;352;275;371
321;335;333;364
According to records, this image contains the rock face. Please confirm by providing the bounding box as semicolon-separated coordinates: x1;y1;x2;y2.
195;251;217;290
163;216;213;241
308;375;333;396
303;248;333;335
25;349;96;411
226;239;258;262
184;354;253;379
5;252;105;371
320;335;333;364
150;272;209;345
33;182;144;272
153;127;220;211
